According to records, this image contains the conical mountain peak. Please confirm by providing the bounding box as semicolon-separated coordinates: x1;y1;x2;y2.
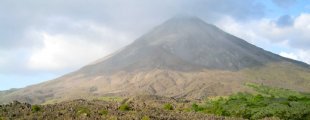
79;16;309;75
154;15;216;32
1;16;309;105
163;15;205;24
135;16;220;46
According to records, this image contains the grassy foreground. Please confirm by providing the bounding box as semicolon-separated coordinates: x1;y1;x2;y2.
0;83;310;120
193;83;310;120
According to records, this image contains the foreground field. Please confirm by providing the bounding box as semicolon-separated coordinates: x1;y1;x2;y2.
1;83;309;120
0;95;237;120
193;83;310;120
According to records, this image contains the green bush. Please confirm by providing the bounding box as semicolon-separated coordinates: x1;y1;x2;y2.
163;103;174;110
192;103;207;112
99;109;108;116
141;115;151;120
119;104;130;111
192;83;310;120
191;103;199;112
31;105;41;112
77;107;90;116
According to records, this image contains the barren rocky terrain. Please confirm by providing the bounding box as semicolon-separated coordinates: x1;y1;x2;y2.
0;95;240;120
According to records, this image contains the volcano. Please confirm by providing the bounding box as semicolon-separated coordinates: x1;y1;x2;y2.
1;16;309;104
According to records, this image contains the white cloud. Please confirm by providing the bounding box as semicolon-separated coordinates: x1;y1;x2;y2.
255;13;310;49
294;14;310;29
280;50;310;64
28;32;102;70
215;16;261;44
279;52;298;60
27;21;132;72
215;14;310;64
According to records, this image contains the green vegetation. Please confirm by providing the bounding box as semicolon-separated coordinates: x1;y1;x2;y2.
2;83;310;119
77;107;91;116
163;103;174;110
141;115;151;120
31;105;41;112
119;104;130;111
99;109;108;116
193;83;310;120
191;103;204;112
245;83;309;98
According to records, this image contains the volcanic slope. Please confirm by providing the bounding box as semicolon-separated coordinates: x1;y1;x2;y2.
1;16;309;104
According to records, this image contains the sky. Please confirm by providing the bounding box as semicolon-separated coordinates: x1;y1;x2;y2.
0;0;310;90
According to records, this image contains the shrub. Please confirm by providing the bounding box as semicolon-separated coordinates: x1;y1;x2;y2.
119;104;130;111
31;105;41;112
141;115;151;120
196;83;310;120
288;96;299;101
77;107;90;116
99;109;108;116
191;103;204;112
163;103;174;110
